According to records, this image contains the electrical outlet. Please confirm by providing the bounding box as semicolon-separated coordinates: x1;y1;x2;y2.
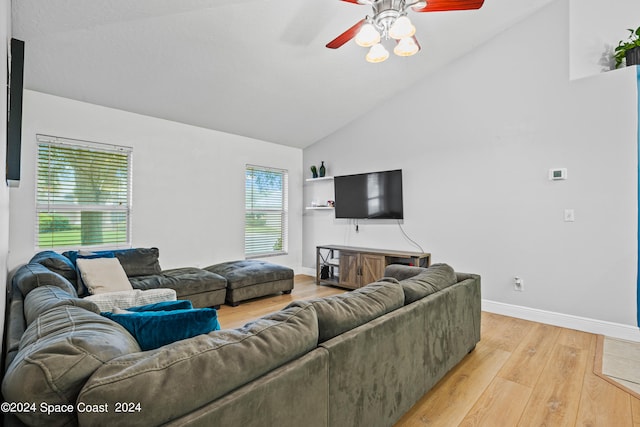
514;276;524;292
564;209;575;222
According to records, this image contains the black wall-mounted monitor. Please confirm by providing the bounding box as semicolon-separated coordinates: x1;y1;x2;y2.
334;169;404;219
6;38;25;186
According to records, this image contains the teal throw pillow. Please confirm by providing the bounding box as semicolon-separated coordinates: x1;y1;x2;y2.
124;300;193;312
102;306;220;351
64;250;116;267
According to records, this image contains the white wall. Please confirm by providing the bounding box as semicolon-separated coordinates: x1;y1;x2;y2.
8;90;303;273
570;0;640;79
0;0;10;338
303;0;639;330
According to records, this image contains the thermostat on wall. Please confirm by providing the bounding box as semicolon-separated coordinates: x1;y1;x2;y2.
548;168;567;181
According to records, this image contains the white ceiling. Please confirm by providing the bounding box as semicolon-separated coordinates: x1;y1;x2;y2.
12;0;555;148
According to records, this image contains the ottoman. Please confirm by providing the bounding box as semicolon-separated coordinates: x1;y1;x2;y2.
128;268;228;308
204;260;294;306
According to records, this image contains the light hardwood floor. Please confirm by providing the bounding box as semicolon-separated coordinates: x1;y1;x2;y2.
216;275;344;329
217;275;640;426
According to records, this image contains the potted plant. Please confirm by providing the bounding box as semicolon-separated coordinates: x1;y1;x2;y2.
614;26;640;68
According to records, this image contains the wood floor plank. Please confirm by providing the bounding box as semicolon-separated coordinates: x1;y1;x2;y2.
632;397;640;427
395;342;511;426
480;312;536;353
518;334;591;427
497;322;561;388
556;327;594;350
459;377;532;427
216;275;344;329
576;335;634;427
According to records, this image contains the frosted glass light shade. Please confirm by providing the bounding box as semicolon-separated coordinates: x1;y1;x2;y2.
389;16;416;40
394;37;419;56
355;23;381;47
366;43;389;63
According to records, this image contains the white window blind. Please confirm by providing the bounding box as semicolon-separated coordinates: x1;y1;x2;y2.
36;134;132;249
245;165;288;258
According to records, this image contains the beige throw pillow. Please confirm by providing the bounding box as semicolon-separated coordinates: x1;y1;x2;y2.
76;257;133;295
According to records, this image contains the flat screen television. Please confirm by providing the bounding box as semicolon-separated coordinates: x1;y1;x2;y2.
6;38;25;186
334;169;403;219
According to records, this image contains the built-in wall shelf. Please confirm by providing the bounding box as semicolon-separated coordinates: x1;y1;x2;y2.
305;176;334;182
305;175;334;212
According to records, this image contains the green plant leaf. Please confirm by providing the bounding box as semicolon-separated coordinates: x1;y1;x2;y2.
613;26;640;67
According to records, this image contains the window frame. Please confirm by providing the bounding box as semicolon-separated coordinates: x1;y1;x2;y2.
35;134;133;250
244;164;289;258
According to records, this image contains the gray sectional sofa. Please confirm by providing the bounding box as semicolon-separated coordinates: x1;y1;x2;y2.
30;249;228;308
1;262;480;427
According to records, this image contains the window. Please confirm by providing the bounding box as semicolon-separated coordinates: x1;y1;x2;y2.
36;135;132;249
245;165;288;258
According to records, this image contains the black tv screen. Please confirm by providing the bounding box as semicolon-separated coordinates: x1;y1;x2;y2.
334;169;403;219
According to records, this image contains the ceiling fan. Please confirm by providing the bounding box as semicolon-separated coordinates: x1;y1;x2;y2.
327;0;485;63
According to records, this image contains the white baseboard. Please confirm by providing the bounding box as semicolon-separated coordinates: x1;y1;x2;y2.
483;299;640;342
298;267;316;277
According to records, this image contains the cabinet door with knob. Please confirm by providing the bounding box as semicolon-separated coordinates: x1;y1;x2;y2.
338;252;360;289
360;254;385;286
339;252;385;289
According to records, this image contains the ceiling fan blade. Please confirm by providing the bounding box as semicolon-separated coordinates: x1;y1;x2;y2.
326;19;365;49
413;0;484;12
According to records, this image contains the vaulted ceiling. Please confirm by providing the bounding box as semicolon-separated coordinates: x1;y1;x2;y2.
12;0;555;148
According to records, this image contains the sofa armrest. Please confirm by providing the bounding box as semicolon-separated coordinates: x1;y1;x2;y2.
455;272;478;282
4;290;25;372
383;264;428;282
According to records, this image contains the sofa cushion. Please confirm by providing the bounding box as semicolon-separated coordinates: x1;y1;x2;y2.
74;251;118;295
383;264;428;282
12;263;78;298
24;285;100;326
77;257;133;294
83;288;177;312
102;304;220;351
2;306;140;427
114;247;162;277
287;280;404;343
128;267;227;298
205;260;293;289
77;302;318;426
64;247;163;277
123;299;193;312
401;263;458;305
29;250;77;283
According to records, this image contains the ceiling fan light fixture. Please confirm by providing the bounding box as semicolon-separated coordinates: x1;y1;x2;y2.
394;37;419;57
411;1;427;11
366;43;389;63
389;16;415;40
355;23;381;47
